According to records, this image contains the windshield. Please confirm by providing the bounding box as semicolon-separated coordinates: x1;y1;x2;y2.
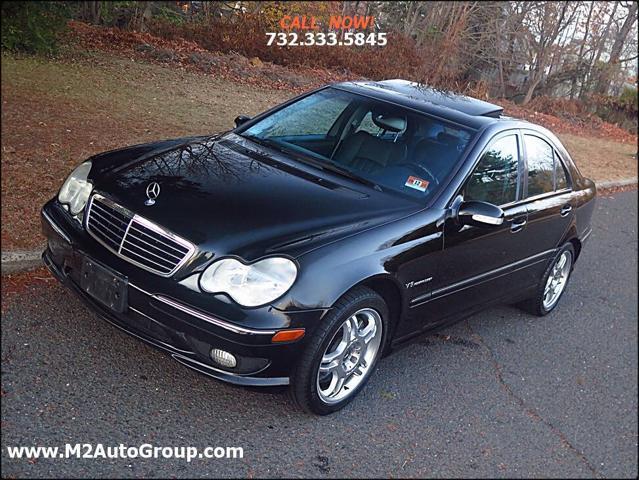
241;88;475;201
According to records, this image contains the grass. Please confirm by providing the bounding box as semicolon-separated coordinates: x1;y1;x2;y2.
558;134;637;183
1;52;636;251
1;53;290;250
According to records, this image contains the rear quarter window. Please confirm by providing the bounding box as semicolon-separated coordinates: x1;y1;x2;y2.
554;151;568;190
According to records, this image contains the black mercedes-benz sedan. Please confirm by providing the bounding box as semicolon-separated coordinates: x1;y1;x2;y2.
42;79;596;414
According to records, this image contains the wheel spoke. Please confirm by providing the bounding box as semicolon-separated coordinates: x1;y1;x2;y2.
348;316;359;342
358;322;376;344
341;316;355;344
330;376;345;398
557;254;567;270
544;276;553;295
322;338;347;364
319;359;339;374
322;370;339;397
321;366;347;398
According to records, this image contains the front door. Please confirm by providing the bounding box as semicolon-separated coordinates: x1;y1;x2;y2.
422;131;536;322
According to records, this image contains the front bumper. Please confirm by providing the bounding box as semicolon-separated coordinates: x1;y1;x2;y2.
41;199;328;387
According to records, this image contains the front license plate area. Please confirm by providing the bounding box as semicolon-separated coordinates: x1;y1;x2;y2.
80;256;128;313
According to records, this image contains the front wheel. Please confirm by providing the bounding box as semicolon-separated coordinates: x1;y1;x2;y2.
289;286;390;415
521;243;575;316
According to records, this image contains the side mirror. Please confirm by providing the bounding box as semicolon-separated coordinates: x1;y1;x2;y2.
234;115;251;128
457;200;505;228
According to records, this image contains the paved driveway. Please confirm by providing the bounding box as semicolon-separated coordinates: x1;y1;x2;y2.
1;191;637;478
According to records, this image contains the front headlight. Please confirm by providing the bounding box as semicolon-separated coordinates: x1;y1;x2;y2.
58;160;93;216
200;257;297;307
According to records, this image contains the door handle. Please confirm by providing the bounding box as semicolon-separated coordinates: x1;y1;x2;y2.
560;204;572;217
510;217;527;233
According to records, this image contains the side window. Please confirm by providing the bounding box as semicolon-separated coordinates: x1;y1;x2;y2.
525;135;556;197
555;151;568;190
465;135;520;206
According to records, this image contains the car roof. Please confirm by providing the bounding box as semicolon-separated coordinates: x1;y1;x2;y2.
332;79;505;130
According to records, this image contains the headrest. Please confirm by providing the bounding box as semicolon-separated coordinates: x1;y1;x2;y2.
437;132;460;145
372;113;407;133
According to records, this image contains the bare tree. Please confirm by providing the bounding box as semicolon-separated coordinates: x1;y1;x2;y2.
570;1;594;99
595;1;638;94
520;1;580;105
580;1;619;98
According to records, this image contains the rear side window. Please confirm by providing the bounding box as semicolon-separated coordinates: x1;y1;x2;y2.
465;135;520;206
525;135;568;197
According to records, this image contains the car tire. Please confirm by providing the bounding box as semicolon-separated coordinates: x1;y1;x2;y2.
521;243;575;316
289;286;390;415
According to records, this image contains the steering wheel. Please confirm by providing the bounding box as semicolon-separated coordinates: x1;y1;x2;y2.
395;163;440;187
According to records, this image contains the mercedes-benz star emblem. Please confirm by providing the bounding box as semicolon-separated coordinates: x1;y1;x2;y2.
145;182;161;206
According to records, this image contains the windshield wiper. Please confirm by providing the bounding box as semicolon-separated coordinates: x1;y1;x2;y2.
242;135;383;192
242;135;287;155
242;135;316;164
320;161;384;192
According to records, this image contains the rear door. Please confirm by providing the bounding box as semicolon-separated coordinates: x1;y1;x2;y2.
517;131;575;283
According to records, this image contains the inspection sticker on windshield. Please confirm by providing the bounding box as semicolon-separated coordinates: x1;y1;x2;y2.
405;176;429;192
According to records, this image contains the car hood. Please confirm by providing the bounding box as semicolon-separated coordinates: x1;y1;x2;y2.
90;134;421;263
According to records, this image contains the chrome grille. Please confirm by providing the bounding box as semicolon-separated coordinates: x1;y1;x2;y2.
86;194;195;276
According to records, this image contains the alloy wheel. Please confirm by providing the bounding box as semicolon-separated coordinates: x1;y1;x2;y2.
316;308;383;404
543;250;572;310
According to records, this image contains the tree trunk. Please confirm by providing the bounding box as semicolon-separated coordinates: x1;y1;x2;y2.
81;1;101;24
496;17;505;97
522;71;543;105
139;1;153;32
403;1;417;36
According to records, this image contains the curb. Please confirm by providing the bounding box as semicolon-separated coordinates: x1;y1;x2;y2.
2;177;637;276
596;177;637;190
1;249;44;275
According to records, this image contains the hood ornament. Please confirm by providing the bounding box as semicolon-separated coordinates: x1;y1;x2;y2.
145;182;161;206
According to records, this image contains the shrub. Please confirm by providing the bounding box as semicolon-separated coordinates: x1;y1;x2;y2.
528;96;590;119
619;86;638;109
591;89;638;133
155;5;186;26
146;14;455;90
1;1;70;54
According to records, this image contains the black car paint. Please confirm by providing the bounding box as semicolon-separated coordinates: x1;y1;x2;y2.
41;82;596;387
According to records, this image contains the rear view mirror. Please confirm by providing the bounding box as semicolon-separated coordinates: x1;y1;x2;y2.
457;200;504;228
234;115;251;128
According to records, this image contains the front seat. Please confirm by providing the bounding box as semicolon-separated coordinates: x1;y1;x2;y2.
333;114;407;173
412;132;462;180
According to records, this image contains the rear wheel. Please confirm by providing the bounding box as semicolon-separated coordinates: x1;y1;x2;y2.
290;286;389;415
521;243;574;316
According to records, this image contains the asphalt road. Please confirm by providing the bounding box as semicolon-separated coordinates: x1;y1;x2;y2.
2;191;637;478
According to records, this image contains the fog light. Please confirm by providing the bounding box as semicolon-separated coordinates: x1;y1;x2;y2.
210;349;237;368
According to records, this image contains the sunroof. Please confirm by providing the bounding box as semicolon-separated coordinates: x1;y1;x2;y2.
361;79;504;118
